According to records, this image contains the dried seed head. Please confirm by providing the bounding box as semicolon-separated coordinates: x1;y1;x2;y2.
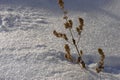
77;56;86;68
63;16;68;20
53;30;67;40
98;48;105;56
96;68;101;73
64;22;70;29
99;61;104;66
101;55;105;59
98;63;104;69
101;58;104;62
99;65;104;69
81;61;86;68
79;18;84;25
64;44;70;53
98;48;105;60
77;57;81;63
80;50;83;55
76;18;84;35
58;0;64;9
64;21;72;29
65;54;73;62
62;34;68;41
76;27;81;35
53;30;63;37
76;27;80;32
79;25;83;30
68;19;73;27
96;48;105;73
53;30;59;37
78;18;84;30
64;44;73;62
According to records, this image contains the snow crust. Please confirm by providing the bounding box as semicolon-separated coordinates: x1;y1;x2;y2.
0;0;120;80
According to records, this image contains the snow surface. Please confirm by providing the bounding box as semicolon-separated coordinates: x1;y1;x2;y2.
0;0;120;80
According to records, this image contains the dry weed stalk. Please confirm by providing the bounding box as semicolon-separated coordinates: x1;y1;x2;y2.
53;30;68;41
53;0;105;72
53;0;86;69
64;44;73;62
96;48;105;73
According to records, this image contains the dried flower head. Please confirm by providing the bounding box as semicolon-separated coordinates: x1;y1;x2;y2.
98;48;104;55
63;16;68;20
76;27;81;35
53;30;62;37
53;30;60;37
96;48;105;73
79;18;84;26
79;25;83;31
98;48;105;59
81;60;86;68
78;18;84;30
65;53;73;62
99;60;104;65
64;20;72;29
53;30;68;41
64;44;73;62
80;50;83;55
77;56;86;68
96;68;101;73
58;0;64;9
62;34;68;41
68;20;73;27
64;22;70;29
64;44;70;53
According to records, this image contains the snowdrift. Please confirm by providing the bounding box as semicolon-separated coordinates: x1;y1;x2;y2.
0;0;120;80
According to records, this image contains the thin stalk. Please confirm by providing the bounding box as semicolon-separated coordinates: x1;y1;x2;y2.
62;5;83;65
74;43;81;56
77;34;81;45
69;28;81;57
69;29;74;41
66;40;73;45
63;11;81;57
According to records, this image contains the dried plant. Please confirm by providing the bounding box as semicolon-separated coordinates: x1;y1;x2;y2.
96;48;105;73
53;0;86;69
64;44;73;62
53;0;106;73
53;30;68;41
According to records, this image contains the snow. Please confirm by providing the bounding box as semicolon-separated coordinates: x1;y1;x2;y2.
0;0;120;80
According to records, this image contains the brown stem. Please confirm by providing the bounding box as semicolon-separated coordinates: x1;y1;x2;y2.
74;43;81;57
62;5;82;62
69;29;74;41
69;29;81;57
77;34;81;45
66;40;73;45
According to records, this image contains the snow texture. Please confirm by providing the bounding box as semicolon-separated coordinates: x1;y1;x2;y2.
0;0;120;80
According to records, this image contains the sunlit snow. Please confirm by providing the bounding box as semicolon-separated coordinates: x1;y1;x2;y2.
0;0;120;80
